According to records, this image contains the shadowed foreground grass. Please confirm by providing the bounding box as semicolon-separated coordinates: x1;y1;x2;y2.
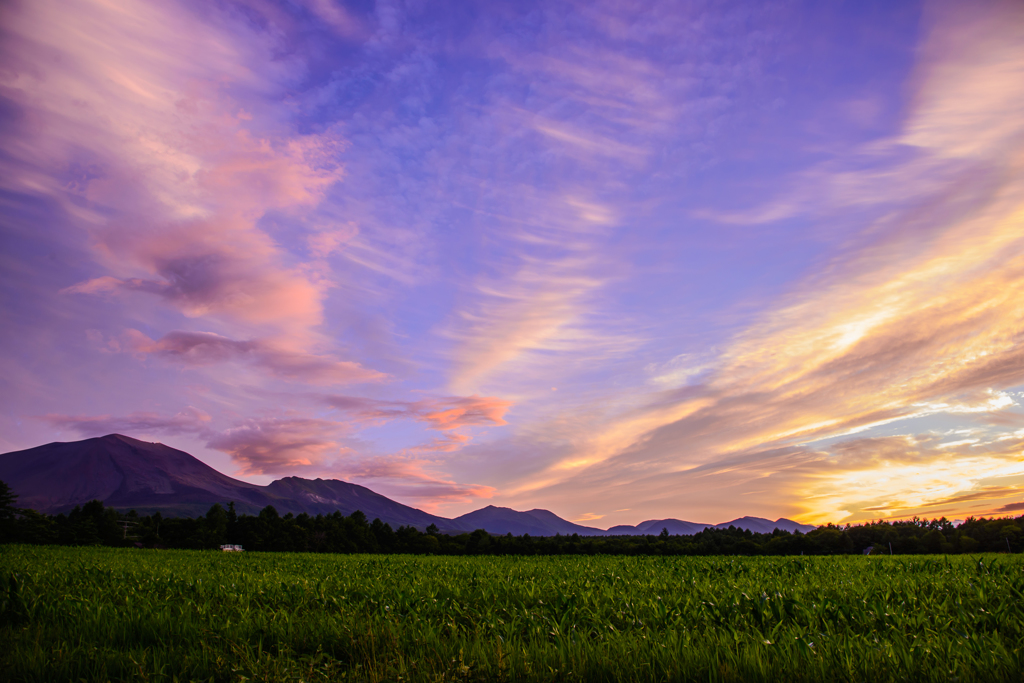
1;546;1023;682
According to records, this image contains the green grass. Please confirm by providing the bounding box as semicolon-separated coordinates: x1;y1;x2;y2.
1;546;1023;682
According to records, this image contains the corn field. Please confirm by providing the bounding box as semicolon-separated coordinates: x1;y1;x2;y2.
2;545;1023;682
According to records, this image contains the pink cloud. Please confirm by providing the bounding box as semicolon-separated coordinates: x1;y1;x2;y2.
206;417;350;476
410;432;472;453
413;395;512;431
301;0;367;40
203;416;496;508
4;0;354;350
61;276;123;295
317;394;513;456
307;221;359;258
333;455;496;510
123;330;386;385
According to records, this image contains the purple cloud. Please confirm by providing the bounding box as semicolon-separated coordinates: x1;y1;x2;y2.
42;407;211;438
124;330;385;385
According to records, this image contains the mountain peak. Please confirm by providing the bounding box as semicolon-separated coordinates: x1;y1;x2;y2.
99;433;151;445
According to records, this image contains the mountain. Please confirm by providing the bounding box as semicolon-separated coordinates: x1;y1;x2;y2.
452;506;606;536
0;434;273;516
625;519;712;536
263;477;452;529
0;434;816;535
608;517;815;536
713;516;815;534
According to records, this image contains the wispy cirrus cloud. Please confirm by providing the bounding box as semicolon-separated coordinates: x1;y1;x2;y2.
428;2;765;396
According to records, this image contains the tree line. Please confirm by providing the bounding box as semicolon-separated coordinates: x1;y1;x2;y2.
0;481;1021;555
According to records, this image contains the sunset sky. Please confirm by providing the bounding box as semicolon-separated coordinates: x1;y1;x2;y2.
2;0;1024;527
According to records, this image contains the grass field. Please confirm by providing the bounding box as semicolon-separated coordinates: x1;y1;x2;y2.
1;546;1023;682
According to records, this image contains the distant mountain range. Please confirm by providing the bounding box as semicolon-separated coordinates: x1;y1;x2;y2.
455;505;813;536
0;434;815;536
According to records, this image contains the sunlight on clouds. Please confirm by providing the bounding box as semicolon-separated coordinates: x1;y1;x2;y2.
646;353;715;388
936;439;978;449
802;448;1024;525
331;455;496;512
498;0;1024;524
832;310;898;353
902;0;1024;159
572;513;605;523
914;390;1016;415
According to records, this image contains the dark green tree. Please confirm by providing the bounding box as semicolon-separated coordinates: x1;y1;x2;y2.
0;479;19;543
200;503;229;548
0;480;17;518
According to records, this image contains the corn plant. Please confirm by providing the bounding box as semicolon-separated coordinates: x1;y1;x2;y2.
1;546;1022;682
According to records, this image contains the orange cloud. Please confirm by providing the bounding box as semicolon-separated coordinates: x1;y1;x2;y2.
415;395;512;431
323;393;512;432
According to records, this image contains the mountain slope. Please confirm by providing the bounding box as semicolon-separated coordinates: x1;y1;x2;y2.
263;477;455;530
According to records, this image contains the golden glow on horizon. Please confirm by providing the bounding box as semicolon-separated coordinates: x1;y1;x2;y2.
798;447;1024;525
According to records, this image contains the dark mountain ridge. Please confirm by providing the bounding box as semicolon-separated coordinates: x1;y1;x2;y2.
0;434;815;535
0;434;271;516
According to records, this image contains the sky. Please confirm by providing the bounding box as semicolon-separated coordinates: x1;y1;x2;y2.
2;0;1024;527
